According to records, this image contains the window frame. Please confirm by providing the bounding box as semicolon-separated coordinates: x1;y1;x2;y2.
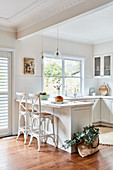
43;54;84;96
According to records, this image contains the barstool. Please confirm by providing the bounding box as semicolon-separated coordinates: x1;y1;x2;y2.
16;92;30;144
28;93;55;151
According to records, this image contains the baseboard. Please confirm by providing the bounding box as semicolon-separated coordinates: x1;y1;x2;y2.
93;122;113;127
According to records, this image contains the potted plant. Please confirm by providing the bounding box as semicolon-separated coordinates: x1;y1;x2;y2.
62;125;99;157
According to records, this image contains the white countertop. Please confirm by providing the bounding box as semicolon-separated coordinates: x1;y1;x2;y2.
16;99;93;108
63;95;113;100
41;100;93;108
16;95;113;109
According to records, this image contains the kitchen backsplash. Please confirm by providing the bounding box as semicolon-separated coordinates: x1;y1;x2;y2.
84;78;113;96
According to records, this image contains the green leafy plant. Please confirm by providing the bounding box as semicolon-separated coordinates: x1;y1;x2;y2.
40;92;47;95
62;125;99;149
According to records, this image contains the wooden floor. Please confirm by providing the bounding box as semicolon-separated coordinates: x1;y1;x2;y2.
0;135;113;170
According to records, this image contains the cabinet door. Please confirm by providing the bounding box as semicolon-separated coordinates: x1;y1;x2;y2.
92;99;100;123
72;106;92;133
101;99;110;123
110;101;113;124
94;57;101;77
103;55;111;77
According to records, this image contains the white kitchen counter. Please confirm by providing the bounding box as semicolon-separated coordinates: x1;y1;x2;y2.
41;100;93;108
64;95;113;100
16;98;93;108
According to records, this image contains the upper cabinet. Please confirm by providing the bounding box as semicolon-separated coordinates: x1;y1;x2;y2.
94;54;112;77
94;56;101;77
104;55;111;76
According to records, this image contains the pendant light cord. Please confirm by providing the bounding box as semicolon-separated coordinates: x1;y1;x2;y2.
42;32;43;53
57;26;59;51
42;32;44;59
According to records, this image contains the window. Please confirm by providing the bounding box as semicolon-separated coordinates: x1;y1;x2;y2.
44;55;83;96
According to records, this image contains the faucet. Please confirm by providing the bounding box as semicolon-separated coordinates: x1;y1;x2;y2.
74;88;77;98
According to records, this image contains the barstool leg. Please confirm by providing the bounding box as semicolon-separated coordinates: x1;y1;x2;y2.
24;133;27;144
17;114;21;140
24;116;27;144
38;137;41;152
44;119;47;143
17;130;20;140
28;135;33;146
52;116;56;147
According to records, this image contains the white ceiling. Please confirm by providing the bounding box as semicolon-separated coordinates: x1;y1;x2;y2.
0;0;112;43
0;0;84;31
44;4;113;44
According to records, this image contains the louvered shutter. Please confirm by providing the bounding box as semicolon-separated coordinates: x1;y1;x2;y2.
0;52;11;136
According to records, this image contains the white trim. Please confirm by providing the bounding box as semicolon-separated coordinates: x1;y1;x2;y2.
0;51;12;136
0;47;15;52
0;25;16;32
17;1;113;41
8;52;11;135
44;52;85;60
11;50;16;135
17;0;85;32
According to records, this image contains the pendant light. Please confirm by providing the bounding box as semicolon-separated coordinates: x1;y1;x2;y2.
41;32;44;59
55;26;61;57
41;32;44;79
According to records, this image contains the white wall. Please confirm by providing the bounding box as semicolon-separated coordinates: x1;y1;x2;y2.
15;34;93;95
0;30;16;48
93;41;113;95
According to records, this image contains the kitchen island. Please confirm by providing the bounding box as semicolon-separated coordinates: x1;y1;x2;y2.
40;100;93;153
16;99;93;153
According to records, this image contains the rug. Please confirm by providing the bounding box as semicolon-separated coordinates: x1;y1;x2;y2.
98;126;113;145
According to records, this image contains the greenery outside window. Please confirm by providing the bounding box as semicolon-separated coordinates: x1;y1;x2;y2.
44;55;83;96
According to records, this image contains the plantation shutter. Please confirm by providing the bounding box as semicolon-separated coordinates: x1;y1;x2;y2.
0;52;11;136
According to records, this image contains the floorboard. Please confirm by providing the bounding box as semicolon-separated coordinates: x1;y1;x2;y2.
0;135;113;170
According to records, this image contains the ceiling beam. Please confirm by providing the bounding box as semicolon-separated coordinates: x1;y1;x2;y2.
17;0;113;39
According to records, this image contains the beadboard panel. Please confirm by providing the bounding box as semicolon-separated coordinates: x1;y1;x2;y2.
15;75;42;94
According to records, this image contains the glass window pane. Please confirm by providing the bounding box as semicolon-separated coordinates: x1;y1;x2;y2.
44;77;62;95
44;57;62;76
95;57;100;76
104;55;110;76
65;78;80;95
65;60;80;76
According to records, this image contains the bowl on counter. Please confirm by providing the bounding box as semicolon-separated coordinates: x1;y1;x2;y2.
40;94;50;100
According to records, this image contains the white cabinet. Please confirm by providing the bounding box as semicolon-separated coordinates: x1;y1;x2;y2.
101;99;110;123
109;100;113;124
71;106;92;133
92;99;100;123
104;55;111;76
94;56;101;77
94;54;112;77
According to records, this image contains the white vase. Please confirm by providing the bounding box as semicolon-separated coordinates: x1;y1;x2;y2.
57;89;60;96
